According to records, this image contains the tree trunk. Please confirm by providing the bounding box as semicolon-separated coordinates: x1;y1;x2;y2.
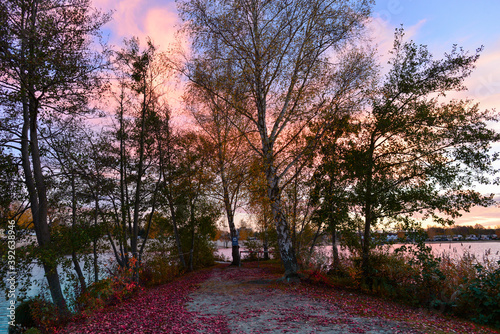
331;227;340;269
263;212;269;260
71;174;87;291
93;196;99;283
361;210;372;288
71;251;86;292
20;98;67;312
167;194;187;269
222;178;240;266
119;99;130;268
189;200;196;272
267;173;298;278
131;92;147;262
309;221;322;256
361;136;376;287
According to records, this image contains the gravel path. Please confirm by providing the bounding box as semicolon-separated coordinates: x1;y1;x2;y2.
187;265;420;334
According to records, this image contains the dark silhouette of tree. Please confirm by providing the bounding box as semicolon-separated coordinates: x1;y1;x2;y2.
0;0;110;311
316;29;500;283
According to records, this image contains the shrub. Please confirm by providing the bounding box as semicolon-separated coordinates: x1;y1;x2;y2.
454;261;500;328
75;278;113;312
140;253;182;287
23;328;41;334
13;299;36;330
395;242;445;306
362;250;421;304
310;242;499;328
76;257;141;314
243;239;262;261
8;299;48;334
28;297;69;333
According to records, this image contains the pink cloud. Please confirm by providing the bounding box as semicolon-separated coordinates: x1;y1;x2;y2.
454;204;500;228
143;8;180;50
92;0;180;51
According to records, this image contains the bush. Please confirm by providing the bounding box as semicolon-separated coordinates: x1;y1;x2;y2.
454;261;500;328
191;238;217;268
8;299;48;334
23;328;41;334
323;244;446;307
243;239;262;261
362;250;421;304
75;278;113;312
28;297;69;333
140;253;182;287
394;242;445;306
318;242;500;329
13;299;36;330
76;258;141;314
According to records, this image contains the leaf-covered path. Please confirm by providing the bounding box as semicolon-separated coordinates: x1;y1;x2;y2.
61;263;499;333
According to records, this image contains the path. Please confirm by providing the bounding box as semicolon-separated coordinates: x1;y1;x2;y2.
60;262;499;333
187;265;415;334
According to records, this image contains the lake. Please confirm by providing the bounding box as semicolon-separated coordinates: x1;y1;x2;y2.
216;241;500;263
1;255;112;333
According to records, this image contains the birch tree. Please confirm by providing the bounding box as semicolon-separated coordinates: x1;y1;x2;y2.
178;0;373;277
106;38;168;278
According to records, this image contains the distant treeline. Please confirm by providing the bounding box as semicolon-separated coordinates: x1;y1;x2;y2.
426;224;500;238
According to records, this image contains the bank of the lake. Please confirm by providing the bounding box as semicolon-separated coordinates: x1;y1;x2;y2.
1;255;112;333
4;241;499;333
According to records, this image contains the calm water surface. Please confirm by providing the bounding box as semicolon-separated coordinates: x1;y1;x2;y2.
1;255;112;333
216;241;500;262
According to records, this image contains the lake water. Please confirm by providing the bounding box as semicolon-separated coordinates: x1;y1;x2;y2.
3;241;499;333
216;241;500;263
1;255;112;333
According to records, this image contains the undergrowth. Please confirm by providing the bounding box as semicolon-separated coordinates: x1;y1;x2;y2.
301;245;500;329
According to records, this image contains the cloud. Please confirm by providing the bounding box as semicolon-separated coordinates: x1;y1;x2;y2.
454;204;500;228
462;40;500;111
366;11;500;115
366;17;427;73
92;0;181;51
144;8;180;50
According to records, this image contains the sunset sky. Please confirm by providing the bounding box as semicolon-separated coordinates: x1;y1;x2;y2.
93;0;500;228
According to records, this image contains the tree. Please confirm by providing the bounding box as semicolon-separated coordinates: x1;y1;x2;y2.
176;132;220;271
178;0;374;278
186;83;251;266
281;162;317;258
341;29;500;280
46;120;90;292
0;0;110;311
46;119;113;286
105;37;168;280
158;130;220;271
245;156;274;260
0;148;21;219
156;111;189;269
310;116;354;268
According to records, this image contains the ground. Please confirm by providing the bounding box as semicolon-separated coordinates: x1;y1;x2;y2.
60;262;499;334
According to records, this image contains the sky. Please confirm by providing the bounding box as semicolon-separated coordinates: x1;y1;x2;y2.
92;0;500;228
